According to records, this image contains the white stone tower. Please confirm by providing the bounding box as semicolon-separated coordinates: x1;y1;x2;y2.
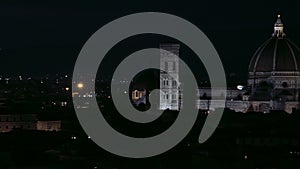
159;43;181;110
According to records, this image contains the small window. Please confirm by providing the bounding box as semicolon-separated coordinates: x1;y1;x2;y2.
172;80;177;86
282;82;288;88
135;92;138;98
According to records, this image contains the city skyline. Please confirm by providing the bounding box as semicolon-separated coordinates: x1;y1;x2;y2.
0;1;300;168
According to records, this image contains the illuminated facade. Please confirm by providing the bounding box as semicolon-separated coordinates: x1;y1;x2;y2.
37;121;61;131
132;89;146;105
0;114;61;132
0;114;37;132
159;44;181;110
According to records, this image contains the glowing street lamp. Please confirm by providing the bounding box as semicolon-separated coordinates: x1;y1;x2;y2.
77;83;84;89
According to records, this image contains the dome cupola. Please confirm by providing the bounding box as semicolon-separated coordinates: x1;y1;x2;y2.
272;15;286;38
249;15;300;73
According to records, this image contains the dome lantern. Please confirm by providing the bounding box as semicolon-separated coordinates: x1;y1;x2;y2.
272;14;286;38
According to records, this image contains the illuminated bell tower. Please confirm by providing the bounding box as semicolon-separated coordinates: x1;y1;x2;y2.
159;43;180;110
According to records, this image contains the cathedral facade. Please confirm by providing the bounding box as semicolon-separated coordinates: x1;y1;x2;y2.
198;15;300;113
246;15;300;113
132;15;300;114
159;15;300;114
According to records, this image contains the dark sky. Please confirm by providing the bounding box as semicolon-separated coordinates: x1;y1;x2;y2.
1;0;300;77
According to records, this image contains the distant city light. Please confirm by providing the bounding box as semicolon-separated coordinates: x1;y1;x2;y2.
65;87;70;91
77;83;84;89
61;102;67;107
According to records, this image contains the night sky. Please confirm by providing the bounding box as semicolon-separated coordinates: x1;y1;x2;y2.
1;0;300;79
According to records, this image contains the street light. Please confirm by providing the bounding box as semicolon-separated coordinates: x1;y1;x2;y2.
77;83;84;89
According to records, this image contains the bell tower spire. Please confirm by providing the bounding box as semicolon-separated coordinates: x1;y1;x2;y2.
272;14;286;38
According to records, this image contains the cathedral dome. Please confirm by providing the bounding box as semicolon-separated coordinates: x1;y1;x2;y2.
249;15;300;72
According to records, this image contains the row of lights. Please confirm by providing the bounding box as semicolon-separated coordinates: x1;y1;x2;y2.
290;151;300;155
71;135;92;140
